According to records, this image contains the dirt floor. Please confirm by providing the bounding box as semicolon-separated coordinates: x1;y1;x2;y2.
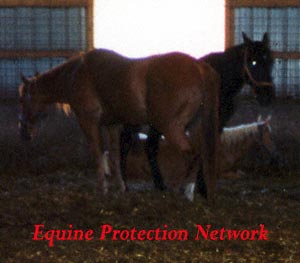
1;99;300;263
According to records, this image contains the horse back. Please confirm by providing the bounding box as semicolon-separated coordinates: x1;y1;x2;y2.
145;53;205;131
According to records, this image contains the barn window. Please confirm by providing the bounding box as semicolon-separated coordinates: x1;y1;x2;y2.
0;0;93;99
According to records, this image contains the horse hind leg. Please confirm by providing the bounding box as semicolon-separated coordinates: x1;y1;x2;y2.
106;125;126;193
145;126;167;190
79;119;108;195
119;124;142;191
196;167;207;199
99;126;111;177
119;125;133;191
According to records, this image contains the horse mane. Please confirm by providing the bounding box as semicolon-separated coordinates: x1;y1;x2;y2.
56;103;72;116
201;43;245;62
18;82;25;97
200;43;246;87
222;122;260;146
34;52;84;98
20;53;84;116
19;73;37;97
41;53;83;78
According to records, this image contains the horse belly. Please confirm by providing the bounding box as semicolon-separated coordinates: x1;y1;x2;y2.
100;88;148;125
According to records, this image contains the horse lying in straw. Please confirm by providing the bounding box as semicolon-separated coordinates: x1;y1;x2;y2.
125;116;278;198
19;49;220;202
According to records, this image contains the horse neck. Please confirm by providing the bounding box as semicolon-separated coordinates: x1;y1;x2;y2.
203;44;246;97
34;74;64;105
222;122;260;163
35;57;81;104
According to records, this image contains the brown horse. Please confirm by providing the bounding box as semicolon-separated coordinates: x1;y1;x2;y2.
19;49;220;202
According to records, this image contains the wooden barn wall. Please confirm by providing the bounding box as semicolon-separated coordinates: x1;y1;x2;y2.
0;0;93;99
226;0;300;99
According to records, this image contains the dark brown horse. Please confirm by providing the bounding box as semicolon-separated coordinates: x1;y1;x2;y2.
19;49;220;202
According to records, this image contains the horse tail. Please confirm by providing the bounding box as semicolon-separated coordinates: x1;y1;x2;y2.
56;103;72;116
196;62;221;204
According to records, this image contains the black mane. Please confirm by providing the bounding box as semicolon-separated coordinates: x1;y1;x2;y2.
200;44;247;129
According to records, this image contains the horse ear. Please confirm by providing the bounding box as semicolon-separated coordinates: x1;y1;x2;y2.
242;32;252;46
266;114;272;122
262;32;270;47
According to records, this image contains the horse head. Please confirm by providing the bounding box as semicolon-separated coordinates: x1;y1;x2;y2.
19;73;46;141
257;115;285;167
242;32;274;106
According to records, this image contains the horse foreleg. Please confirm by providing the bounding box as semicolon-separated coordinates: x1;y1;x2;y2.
195;166;207;198
163;126;196;201
98;126;111;177
145;126;167;190
119;125;136;191
75;113;108;195
107;125;126;193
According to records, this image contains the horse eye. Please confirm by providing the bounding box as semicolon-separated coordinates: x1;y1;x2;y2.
251;60;257;66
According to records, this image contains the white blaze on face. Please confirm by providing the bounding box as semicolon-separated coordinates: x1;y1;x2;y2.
94;0;225;58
